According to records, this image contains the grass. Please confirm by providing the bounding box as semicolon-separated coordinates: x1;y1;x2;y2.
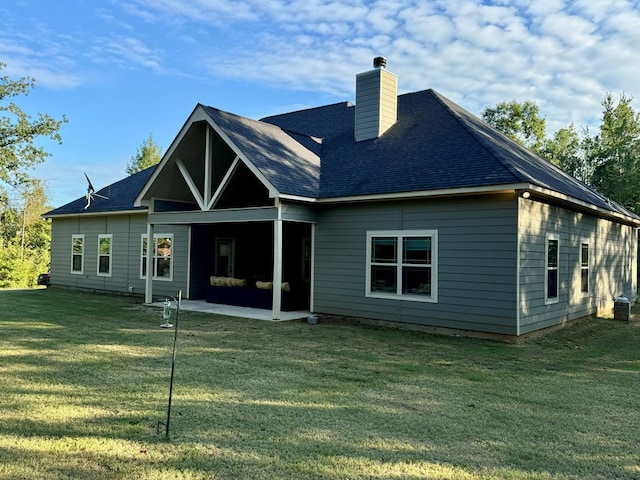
0;288;639;479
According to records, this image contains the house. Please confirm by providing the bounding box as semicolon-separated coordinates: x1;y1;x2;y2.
44;58;639;336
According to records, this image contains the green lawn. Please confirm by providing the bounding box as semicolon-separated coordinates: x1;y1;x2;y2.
1;288;639;479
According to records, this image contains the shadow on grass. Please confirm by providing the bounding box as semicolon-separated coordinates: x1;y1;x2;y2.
1;288;639;479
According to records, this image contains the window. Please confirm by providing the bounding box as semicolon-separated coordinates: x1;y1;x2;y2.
71;235;84;274
215;238;235;277
366;230;437;302
580;242;589;294
546;235;559;303
97;234;112;276
141;234;173;280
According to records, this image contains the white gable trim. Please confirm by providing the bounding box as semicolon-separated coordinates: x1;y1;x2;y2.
207;156;241;210
176;158;206;210
135;105;280;208
135;106;211;207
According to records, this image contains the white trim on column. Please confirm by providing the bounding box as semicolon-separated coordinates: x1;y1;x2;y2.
144;222;155;304
272;199;283;320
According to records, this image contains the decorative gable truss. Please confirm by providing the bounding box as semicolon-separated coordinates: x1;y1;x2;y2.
135;105;284;211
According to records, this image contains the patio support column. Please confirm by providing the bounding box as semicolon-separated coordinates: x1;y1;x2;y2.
272;200;283;320
310;223;316;313
144;222;155;304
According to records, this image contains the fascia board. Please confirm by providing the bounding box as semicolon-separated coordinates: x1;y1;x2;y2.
43;209;148;219
314;183;531;204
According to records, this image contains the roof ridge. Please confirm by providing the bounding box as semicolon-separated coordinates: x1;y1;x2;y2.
260;101;353;122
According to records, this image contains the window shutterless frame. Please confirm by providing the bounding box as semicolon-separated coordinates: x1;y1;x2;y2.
97;234;112;277
366;230;438;303
545;233;559;304
580;240;589;295
140;233;173;281
71;234;84;274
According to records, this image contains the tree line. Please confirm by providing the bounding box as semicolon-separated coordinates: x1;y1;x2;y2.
482;94;640;213
1;60;638;287
0;62;161;288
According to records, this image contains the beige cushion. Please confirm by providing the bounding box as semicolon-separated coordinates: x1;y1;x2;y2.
232;278;247;287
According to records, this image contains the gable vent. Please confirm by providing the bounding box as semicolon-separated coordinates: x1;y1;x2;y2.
355;57;398;142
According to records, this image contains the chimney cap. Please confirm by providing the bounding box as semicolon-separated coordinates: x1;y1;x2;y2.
373;56;387;69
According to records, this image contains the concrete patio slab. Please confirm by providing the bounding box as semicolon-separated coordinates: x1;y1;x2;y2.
150;299;311;322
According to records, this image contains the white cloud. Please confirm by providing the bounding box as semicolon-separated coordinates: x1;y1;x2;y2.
0;33;82;89
4;0;640;135
90;36;165;73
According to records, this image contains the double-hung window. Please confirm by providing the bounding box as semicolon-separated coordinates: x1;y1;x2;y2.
141;234;173;280
71;235;84;274
366;230;437;302
545;234;559;303
97;234;112;276
580;241;589;295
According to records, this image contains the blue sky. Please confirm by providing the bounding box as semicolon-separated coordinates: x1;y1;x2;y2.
2;0;640;207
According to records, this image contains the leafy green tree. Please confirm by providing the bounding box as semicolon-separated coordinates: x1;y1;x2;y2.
0;180;51;287
126;133;162;175
0;243;32;287
588;93;640;212
18;179;49;259
0;62;67;186
0;187;20;245
482;99;547;154
542;124;591;182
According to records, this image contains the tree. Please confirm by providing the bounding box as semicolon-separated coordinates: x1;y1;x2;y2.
0;180;51;287
588;93;640;212
482;99;547;154
0;62;67;186
126;133;162;175
542;124;591;182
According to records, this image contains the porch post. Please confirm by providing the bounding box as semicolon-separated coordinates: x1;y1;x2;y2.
144;222;155;304
310;223;316;313
272;200;283;320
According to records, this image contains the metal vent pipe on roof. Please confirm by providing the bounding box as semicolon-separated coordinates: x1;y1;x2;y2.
373;56;387;69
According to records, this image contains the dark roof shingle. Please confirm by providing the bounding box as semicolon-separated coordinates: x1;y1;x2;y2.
44;167;155;217
46;89;638;222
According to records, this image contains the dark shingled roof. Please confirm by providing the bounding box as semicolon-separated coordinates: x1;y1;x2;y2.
201;105;321;198
44;167;155;217
46;89;638;221
262;89;635;218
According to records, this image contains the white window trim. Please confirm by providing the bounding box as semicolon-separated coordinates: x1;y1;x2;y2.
366;230;438;303
97;234;113;277
580;239;589;296
71;234;84;275
545;233;559;305
140;233;174;282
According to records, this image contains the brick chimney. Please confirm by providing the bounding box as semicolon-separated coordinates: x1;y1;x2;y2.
355;57;398;141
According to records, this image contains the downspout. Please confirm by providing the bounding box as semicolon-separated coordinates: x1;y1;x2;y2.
272;199;283;320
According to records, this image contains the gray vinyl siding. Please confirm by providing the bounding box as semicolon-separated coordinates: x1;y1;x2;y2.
281;202;316;223
518;199;638;334
313;194;519;335
50;214;190;299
